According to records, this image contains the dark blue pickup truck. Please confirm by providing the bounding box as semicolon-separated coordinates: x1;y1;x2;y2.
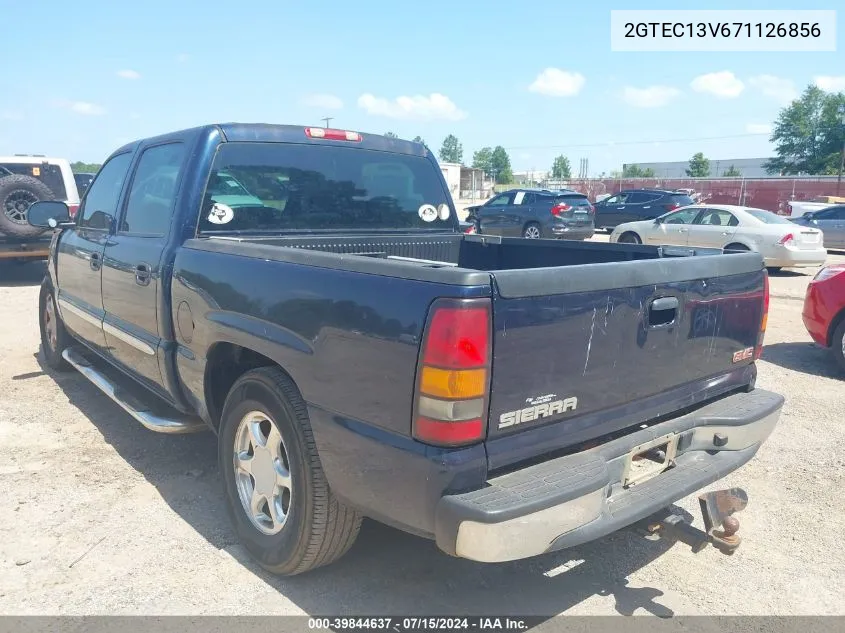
28;123;784;575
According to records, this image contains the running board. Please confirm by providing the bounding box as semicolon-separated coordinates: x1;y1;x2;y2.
62;348;207;434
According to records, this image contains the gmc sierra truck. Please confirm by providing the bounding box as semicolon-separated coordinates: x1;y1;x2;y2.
29;123;783;576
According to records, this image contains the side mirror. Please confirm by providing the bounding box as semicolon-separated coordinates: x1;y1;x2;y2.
27;200;72;229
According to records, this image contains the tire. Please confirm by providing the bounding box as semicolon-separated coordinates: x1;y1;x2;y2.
724;243;749;253
218;366;362;575
0;175;55;238
617;232;641;244
39;281;71;371
831;320;845;374
522;223;542;239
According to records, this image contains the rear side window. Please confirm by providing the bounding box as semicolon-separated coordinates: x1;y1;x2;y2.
121;143;186;236
0;162;68;200
671;194;695;206
198;142;453;233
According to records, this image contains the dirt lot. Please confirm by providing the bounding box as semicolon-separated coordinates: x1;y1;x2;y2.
1;252;844;617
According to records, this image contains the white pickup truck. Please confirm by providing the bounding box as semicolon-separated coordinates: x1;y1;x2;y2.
787;197;845;218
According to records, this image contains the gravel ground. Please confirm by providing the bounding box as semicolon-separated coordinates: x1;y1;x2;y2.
1;252;843;617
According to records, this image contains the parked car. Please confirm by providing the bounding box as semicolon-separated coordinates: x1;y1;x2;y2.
29;123;781;575
594;189;694;230
790;205;845;250
465;188;594;240
0;155;80;262
786;199;844;218
610;204;827;272
73;172;97;197
802;263;845;371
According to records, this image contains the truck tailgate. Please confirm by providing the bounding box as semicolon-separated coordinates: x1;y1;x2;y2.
485;251;766;468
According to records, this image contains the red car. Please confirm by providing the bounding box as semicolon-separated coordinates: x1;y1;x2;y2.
802;263;845;370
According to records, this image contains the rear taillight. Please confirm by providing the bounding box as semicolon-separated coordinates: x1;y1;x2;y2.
413;298;491;447
305;127;362;141
813;265;845;282
664;203;680;212
463;224;476;234
551;203;571;216
777;233;795;246
754;272;769;361
67;204;79;219
588;204;595;214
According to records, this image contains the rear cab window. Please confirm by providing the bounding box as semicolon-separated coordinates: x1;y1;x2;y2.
198;143;454;233
0;161;68;200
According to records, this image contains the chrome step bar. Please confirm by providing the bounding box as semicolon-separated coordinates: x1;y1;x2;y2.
62;348;207;434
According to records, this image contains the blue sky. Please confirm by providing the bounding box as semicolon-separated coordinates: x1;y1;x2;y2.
1;0;843;174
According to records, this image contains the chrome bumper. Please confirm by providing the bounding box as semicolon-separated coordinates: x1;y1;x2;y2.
434;389;783;563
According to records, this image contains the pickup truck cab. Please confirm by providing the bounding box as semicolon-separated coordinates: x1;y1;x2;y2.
29;123;783;575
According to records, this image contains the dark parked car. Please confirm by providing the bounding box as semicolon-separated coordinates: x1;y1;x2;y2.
595;189;695;230
466;188;594;240
791;205;845;250
73;172;96;197
28;124;780;575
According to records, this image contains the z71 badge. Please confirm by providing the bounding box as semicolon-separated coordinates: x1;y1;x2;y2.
499;393;578;429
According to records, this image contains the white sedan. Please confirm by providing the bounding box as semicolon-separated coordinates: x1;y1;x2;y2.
609;204;827;271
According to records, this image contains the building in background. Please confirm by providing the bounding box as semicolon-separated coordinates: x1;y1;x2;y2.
439;161;491;202
624;157;774;179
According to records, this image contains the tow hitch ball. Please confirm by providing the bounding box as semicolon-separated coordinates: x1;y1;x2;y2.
646;488;749;555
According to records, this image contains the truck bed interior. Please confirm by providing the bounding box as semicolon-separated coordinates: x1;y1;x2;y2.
210;233;710;271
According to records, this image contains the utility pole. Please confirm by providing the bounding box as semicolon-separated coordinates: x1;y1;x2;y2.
321;117;333;128
837;105;845;197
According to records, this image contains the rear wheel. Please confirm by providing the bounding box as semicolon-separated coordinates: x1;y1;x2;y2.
522;223;541;239
831;320;845;373
617;232;641;244
219;367;362;575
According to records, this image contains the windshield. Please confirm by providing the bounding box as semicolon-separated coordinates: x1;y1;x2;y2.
745;208;794;224
198;142;454;233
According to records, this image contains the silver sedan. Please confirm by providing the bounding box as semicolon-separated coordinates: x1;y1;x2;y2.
609;204;827;271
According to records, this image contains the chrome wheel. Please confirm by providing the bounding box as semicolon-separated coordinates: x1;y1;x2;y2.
233;410;292;535
44;295;58;352
841;332;845;359
523;225;541;239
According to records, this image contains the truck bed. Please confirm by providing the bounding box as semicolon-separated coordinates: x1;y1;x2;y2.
181;233;765;471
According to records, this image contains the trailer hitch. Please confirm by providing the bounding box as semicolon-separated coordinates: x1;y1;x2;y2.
643;488;749;555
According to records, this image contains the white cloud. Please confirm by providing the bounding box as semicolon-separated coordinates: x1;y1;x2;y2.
54;100;106;116
814;75;845;93
528;68;585;97
746;123;772;134
301;93;343;110
116;69;141;80
622;85;680;108
0;110;23;121
749;75;798;104
690;71;744;98
357;92;466;121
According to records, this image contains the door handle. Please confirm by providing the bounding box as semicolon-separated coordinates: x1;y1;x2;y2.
649;296;679;327
679;228;689;232
89;252;101;271
135;263;152;286
721;231;730;236
643;206;651;209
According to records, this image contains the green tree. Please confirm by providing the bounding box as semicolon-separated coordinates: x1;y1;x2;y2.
490;146;513;183
384;131;398;138
439;134;463;163
70;161;102;174
472;147;493;174
550;155;572;179
412;135;425;145
722;165;742;177
686;152;711;177
765;85;845;175
622;164;656;177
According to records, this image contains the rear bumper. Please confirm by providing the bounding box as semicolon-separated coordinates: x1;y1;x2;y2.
764;245;827;268
550;224;594;240
434;388;783;563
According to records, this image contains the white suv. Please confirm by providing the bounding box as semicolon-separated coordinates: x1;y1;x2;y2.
0;155;81;238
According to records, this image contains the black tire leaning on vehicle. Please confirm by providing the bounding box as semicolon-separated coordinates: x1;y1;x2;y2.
0;174;55;238
830;319;845;373
218;366;362;575
38;280;72;371
617;232;641;244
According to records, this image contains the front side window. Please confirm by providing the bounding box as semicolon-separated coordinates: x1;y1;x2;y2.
121;143;186;236
78;153;133;230
198;142;453;233
487;193;514;207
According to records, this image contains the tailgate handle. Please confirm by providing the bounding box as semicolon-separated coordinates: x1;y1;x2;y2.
649;296;679;326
